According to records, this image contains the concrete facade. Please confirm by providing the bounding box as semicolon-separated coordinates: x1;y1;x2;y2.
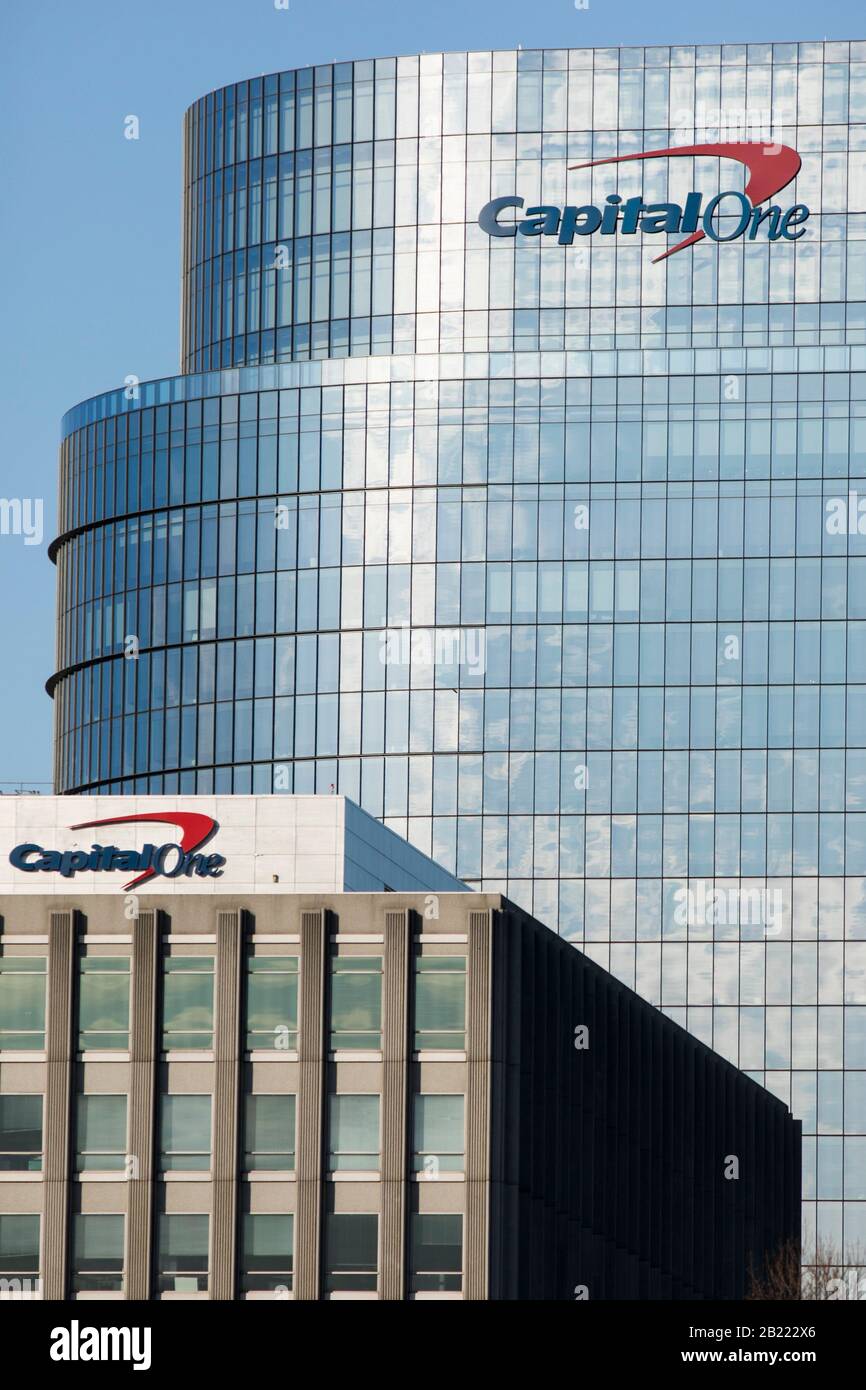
0;890;800;1299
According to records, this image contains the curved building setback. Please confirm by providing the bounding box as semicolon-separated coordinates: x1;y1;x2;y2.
178;48;864;373
51;43;866;1271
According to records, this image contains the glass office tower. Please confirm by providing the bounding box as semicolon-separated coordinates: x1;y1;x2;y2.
51;44;866;1268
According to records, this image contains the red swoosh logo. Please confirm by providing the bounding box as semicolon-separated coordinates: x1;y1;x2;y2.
69;811;219;891
569;141;801;262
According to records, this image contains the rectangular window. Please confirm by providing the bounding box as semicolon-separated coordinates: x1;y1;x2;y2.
328;956;382;1051
239;1213;293;1293
244;956;298;1051
156;1213;209;1293
70;1214;125;1294
77;957;130;1050
75;1095;127;1172
159;1094;212;1171
323;1213;378;1293
328;1094;380;1171
242;1093;295;1172
413;957;466;1051
161;956;214;1050
0;1214;40;1284
0;957;47;1050
0;1095;43;1172
412;1095;465;1175
409;1213;463;1293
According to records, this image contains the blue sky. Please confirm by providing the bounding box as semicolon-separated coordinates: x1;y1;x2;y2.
0;0;860;789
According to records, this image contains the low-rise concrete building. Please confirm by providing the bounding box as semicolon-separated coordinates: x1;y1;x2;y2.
0;806;800;1300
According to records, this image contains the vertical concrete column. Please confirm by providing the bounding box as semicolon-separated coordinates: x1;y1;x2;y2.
42;909;76;1300
126;909;159;1299
210;909;243;1300
380;908;411;1299
464;908;493;1300
294;908;327;1299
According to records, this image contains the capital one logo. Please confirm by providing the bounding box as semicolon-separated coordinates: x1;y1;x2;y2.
9;811;225;891
478;142;808;261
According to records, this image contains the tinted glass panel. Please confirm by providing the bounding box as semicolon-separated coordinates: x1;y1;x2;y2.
0;1095;43;1172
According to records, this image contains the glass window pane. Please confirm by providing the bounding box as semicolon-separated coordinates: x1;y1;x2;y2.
78;958;130;1050
243;1093;295;1171
245;956;298;1050
328;1094;380;1170
156;1213;209;1293
0;957;47;1049
161;957;214;1050
240;1213;293;1293
71;1214;124;1293
413;957;466;1050
0;1095;43;1172
0;1214;40;1279
75;1095;127;1172
328;957;382;1050
409;1213;462;1292
159;1094;212;1170
323;1213;378;1292
412;1094;464;1173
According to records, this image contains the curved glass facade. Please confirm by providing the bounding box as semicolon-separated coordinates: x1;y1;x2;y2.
180;43;866;372
53;44;866;1267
